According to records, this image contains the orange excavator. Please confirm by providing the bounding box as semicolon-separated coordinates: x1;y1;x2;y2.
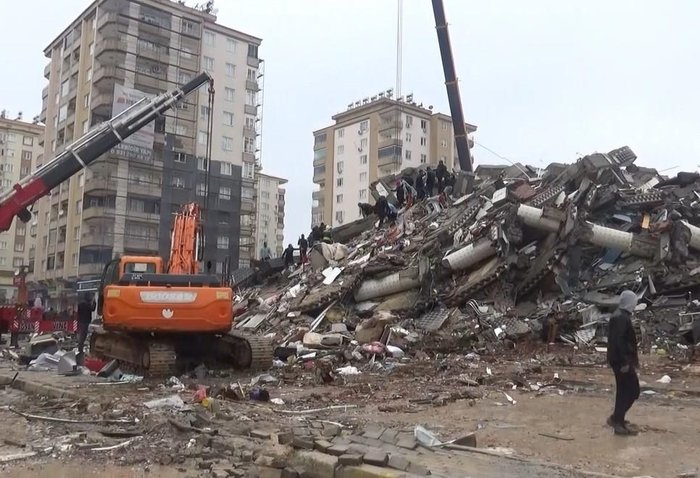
90;202;272;375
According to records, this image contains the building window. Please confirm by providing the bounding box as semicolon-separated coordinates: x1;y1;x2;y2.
336;161;344;174
243;162;255;179
360;138;367;149
405;115;413;128
0;241;6;250
61;79;69;97
76;199;82;214
196;183;206;196
171;176;185;188
203;56;214;71
336;194;343;204
359;172;367;182
225;63;235;77
360;154;368;165
405;132;412;143
21;150;32;161
200;105;210;120
225;87;235;101
221;162;232;175
247;68;256;81
247;43;258;58
420;137;427;146
245;90;256;106
442;121;449;130
336;145;344;155
197;157;208;171
204;31;215;46
198;131;209;145
217;236;229;249
420;153;427;164
223;111;234;126
405;150;412;160
336;178;343;187
14;242;24;252
245;116;255;130
335;211;344;224
244;137;255;153
227;38;237;52
86;67;92;82
74;226;80;240
359;189;367;200
182;20;194;34
16;225;26;236
221;136;233;151
82;120;88;133
441;139;447;148
178;71;192;84
420;119;428;130
22;136;33;146
13;258;24;268
175;125;187;136
181;46;192;59
175;152;186;163
359;120;368;133
338;128;344;138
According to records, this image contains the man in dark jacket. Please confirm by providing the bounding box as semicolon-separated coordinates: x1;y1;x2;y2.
297;234;308;264
607;290;640;435
282;244;295;268
436;160;448;193
415;171;426;200
77;293;95;356
426;167;435;197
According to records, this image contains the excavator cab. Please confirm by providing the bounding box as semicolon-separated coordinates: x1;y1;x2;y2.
97;256;164;315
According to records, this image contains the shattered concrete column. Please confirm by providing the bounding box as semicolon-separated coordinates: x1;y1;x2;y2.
354;266;422;302
516;205;563;233
442;238;497;271
585;222;655;258
683;221;700;251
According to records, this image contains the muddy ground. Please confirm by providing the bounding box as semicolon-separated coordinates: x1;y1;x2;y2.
1;348;699;477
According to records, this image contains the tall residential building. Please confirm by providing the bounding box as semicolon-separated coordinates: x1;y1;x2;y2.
254;172;286;258
32;0;264;309
311;95;477;227
0;116;43;302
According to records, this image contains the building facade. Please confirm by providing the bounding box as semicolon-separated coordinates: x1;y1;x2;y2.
31;0;265;309
0;116;43;302
312;95;476;227
254;173;286;259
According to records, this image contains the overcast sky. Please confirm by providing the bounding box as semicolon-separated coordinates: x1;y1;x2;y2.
2;0;700;245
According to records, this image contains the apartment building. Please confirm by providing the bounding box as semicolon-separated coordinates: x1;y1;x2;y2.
254;173;286;259
32;0;264;309
312;94;477;227
0;116;43;302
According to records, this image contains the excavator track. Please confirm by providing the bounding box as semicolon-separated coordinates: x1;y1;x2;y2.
144;342;178;377
222;331;273;370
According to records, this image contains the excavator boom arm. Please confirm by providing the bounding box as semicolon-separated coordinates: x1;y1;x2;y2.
0;72;212;232
168;203;202;275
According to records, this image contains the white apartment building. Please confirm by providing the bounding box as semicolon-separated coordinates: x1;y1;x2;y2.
312;94;477;227
0;116;43;301
254;173;286;258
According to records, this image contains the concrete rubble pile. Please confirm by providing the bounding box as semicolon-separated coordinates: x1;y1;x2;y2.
234;145;700;375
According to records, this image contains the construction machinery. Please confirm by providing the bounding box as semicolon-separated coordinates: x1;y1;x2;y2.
0;72;216;343
91;203;272;375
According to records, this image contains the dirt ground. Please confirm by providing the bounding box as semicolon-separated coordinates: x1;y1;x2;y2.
1;350;699;477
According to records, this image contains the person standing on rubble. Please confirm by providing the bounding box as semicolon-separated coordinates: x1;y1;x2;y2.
76;293;95;359
436;160;448;193
283;243;295;269
297;234;308;264
426;167;436;197
260;241;272;261
415;170;426;200
607;290;641;436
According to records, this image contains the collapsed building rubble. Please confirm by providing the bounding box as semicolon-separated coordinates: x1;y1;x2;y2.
233;146;700;375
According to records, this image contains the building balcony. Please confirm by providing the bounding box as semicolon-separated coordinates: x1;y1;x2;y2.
242;151;256;163
378;118;402;133
91;91;113;112
95;38;128;59
79;263;105;277
312;190;324;201
125;235;159;251
243;126;256;137
378;137;403;149
80;231;109;248
247;56;260;68
84;176;117;194
135;46;170;64
128;181;162;197
241;198;255;214
93;65;125;87
244;104;257;116
378;153;402;169
44;63;51;79
96;11;120;31
245;79;259;92
81;206;115;222
126;210;160;223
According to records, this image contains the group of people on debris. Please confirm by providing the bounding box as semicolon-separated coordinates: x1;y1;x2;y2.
276;223;336;270
356;160;456;228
